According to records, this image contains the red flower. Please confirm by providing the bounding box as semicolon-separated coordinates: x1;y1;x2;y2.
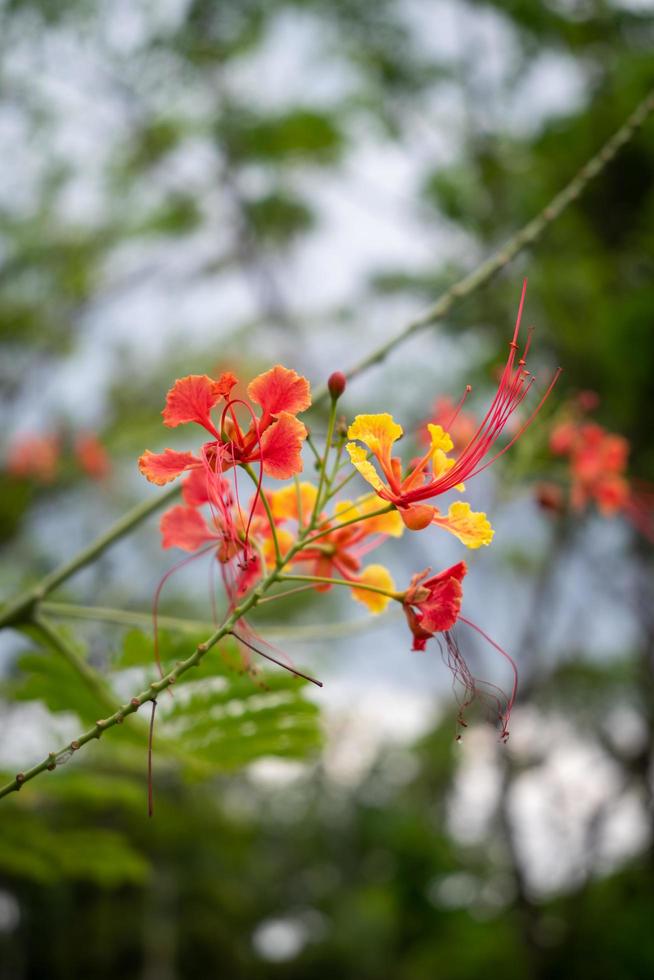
550;419;631;516
7;434;60;483
138;365;311;488
75;432;111;480
402;561;467;651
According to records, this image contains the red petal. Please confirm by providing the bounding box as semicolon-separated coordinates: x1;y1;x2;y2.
160;505;216;551
182;467;212;506
247;365;311;417
162;375;227;431
420;561;467;633
138;449;198;485
258;412;307;479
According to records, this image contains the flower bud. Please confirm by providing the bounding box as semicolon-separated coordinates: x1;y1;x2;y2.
328;371;346;401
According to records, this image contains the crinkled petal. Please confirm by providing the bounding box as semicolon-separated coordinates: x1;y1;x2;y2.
420;561;467;633
427;423;454;455
350;564;395;613
347;413;403;459
162;375;230;430
431;501;494;549
138;449;198;485
270;482;319;523
258;412;307;479
346;443;385;492
160;505;215;551
247;365;311;417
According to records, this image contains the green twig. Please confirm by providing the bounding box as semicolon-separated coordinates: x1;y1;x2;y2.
0;484;181;630
312;88;654;405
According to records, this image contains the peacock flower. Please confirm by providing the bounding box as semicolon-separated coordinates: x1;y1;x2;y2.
75;432;111;480
159;469;269;597
401;561;467;652
7;434;60;484
346;282;558;533
268;482;404;613
400;560;517;739
138;365;311;488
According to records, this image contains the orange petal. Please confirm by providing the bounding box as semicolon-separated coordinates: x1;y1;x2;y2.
259;412;307;479
160;505;215;551
400;504;437;531
162;375;229;430
247;365;311;417
431;501;494;549
350;564;396;613
138;449;198;485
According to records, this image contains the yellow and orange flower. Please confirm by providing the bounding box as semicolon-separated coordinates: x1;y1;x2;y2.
346;283;557;535
346;414;493;544
266;482;404;613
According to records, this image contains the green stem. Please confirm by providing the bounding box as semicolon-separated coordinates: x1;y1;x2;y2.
302;504;394;549
311;88;654;406
280;573;400;602
40;601;216;635
0;484;181;630
310;398;338;525
0;563;280;801
242;463;282;565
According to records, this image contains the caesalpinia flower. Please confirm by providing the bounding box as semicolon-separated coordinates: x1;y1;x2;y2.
159;468;267;598
7;434;60;483
74;432;111;481
550;419;630;516
265;482;404;613
399;560;516;739
346;282;559;532
138;364;311;487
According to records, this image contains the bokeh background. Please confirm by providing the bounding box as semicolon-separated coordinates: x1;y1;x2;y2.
1;1;654;977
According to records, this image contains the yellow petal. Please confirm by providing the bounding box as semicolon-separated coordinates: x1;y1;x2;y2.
347;413;403;458
427;423;454;454
432;501;494;549
270;482;318;523
350;564;396;613
261;528;295;565
346;443;384;492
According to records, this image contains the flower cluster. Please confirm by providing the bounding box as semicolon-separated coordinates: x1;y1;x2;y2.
537;392;653;541
6;431;111;484
140;285;557;738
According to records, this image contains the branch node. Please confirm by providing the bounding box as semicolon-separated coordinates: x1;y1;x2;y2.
130;697;140;708
15;772;25;786
70;740;80;751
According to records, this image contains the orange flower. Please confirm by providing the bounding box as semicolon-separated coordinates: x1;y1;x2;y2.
75;432;111;480
7;434;60;483
550;419;630;516
139;365;311;488
346;282;558;532
267;483;403;613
